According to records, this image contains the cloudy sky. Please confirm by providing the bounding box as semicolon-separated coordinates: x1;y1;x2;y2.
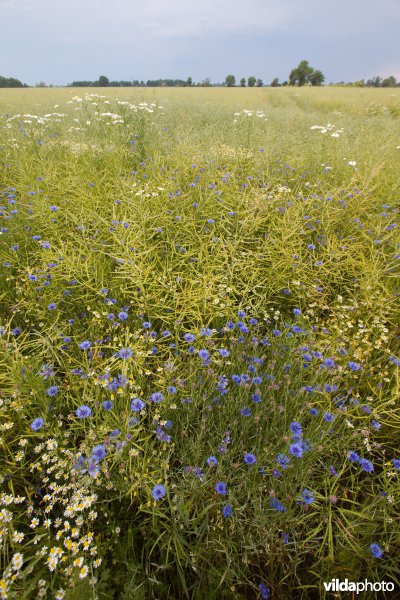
1;0;399;85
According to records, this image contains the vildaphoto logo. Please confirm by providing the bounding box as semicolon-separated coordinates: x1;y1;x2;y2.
323;579;395;594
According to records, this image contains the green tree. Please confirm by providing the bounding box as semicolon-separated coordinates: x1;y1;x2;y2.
308;69;325;86
271;77;280;87
289;60;324;86
186;76;193;86
256;78;263;87
240;77;246;87
381;75;397;87
225;74;236;87
248;76;256;87
98;75;109;87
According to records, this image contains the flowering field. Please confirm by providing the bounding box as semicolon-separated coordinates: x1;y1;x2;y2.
0;87;399;599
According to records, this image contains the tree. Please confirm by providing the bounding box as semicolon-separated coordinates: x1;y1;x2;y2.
201;77;211;87
256;78;263;87
186;77;193;86
98;75;109;87
289;60;324;86
308;69;325;86
240;77;246;87
248;76;256;87
271;77;280;87
0;76;24;87
381;75;397;87
225;74;236;87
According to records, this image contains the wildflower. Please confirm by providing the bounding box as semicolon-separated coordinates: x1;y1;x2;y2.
118;311;128;321
149;392;164;403
118;347;133;359
31;417;44;431
276;453;290;469
76;405;92;418
142;321;152;329
215;481;227;495
91;445;107;460
348;451;360;462
102;400;113;410
290;421;302;436
289;442;303;458
240;407;251;416
79;341;91;350
218;348;230;357
370;543;383;558
252;393;262;403
324;358;335;368
348;361;361;371
244;453;257;465
130;398;145;412
222;504;232;517
198;349;209;360
206;456;219;466
359;458;374;473
392;459;400;470
270;498;286;512
184;333;195;342
324;412;334;422
300;489;314;504
151;484;166;500
259;583;270;599
11;552;23;570
47;302;57;310
46;385;58;396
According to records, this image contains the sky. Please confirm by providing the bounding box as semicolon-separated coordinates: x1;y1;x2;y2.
1;0;399;86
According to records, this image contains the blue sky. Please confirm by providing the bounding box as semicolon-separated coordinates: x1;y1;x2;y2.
1;0;399;85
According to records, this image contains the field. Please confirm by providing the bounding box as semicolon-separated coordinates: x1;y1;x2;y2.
0;86;399;599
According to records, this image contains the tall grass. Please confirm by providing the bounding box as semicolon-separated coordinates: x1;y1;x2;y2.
0;87;399;599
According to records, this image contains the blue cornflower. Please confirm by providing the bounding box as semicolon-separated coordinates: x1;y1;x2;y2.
324;358;335;368
47;302;57;310
300;489;314;504
244;453;257;465
102;400;113;410
348;361;361;371
253;376;262;385
46;385;58;397
359;458;374;473
149;392;164;403
324;412;334;422
142;321;152;329
309;408;318;416
151;484;166;500
215;481;227;495
167;386;177;394
370;543;383;559
293;308;301;316
130;398;146;412
259;583;270;599
118;311;128;321
222;504;232;518
198;349;209;360
289;442;303;458
392;459;400;470
270;498;286;512
240;407;251;416
31;417;44;431
76;405;92;418
218;348;230;357
79;340;91;350
118;347;133;359
11;327;22;335
292;325;303;333
41;241;51;249
281;532;290;544
91;444;107;460
252;393;262;403
238;309;246;318
206;456;218;466
28;274;38;281
371;420;381;429
290;421;302;436
87;461;100;476
276;453;290;469
348;451;360;462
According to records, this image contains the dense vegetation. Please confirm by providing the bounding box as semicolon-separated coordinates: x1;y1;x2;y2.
0;87;399;599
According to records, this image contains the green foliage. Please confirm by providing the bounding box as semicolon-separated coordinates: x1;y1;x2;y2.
289;60;325;86
248;76;256;87
225;74;236;87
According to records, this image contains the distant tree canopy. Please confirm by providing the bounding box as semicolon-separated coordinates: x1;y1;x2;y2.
68;77;194;87
0;75;26;88
225;74;236;87
248;76;256;87
289;60;325;86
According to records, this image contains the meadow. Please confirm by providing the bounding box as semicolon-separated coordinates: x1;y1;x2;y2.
0;86;399;599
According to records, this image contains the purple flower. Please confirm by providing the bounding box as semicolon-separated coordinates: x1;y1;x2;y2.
370;543;383;559
46;385;58;397
259;583;270;599
392;459;400;470
151;484;166;500
270;498;286;512
300;488;314;504
31;417;44;431
215;481;227;495
324;412;334;422
244;453;257;465
184;333;195;342
149;392;164;403
118;311;128;321
348;451;360;462
289;442;303;458
348;361;361;371
102;400;113;410
359;458;374;473
198;349;209;360
324;358;335;368
222;504;232;518
91;444;107;460
206;456;218;466
130;398;146;412
118;347;133;359
79;340;91;350
76;405;92;418
142;321;152;329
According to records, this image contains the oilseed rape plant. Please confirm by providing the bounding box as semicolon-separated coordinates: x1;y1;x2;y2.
0;86;399;599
